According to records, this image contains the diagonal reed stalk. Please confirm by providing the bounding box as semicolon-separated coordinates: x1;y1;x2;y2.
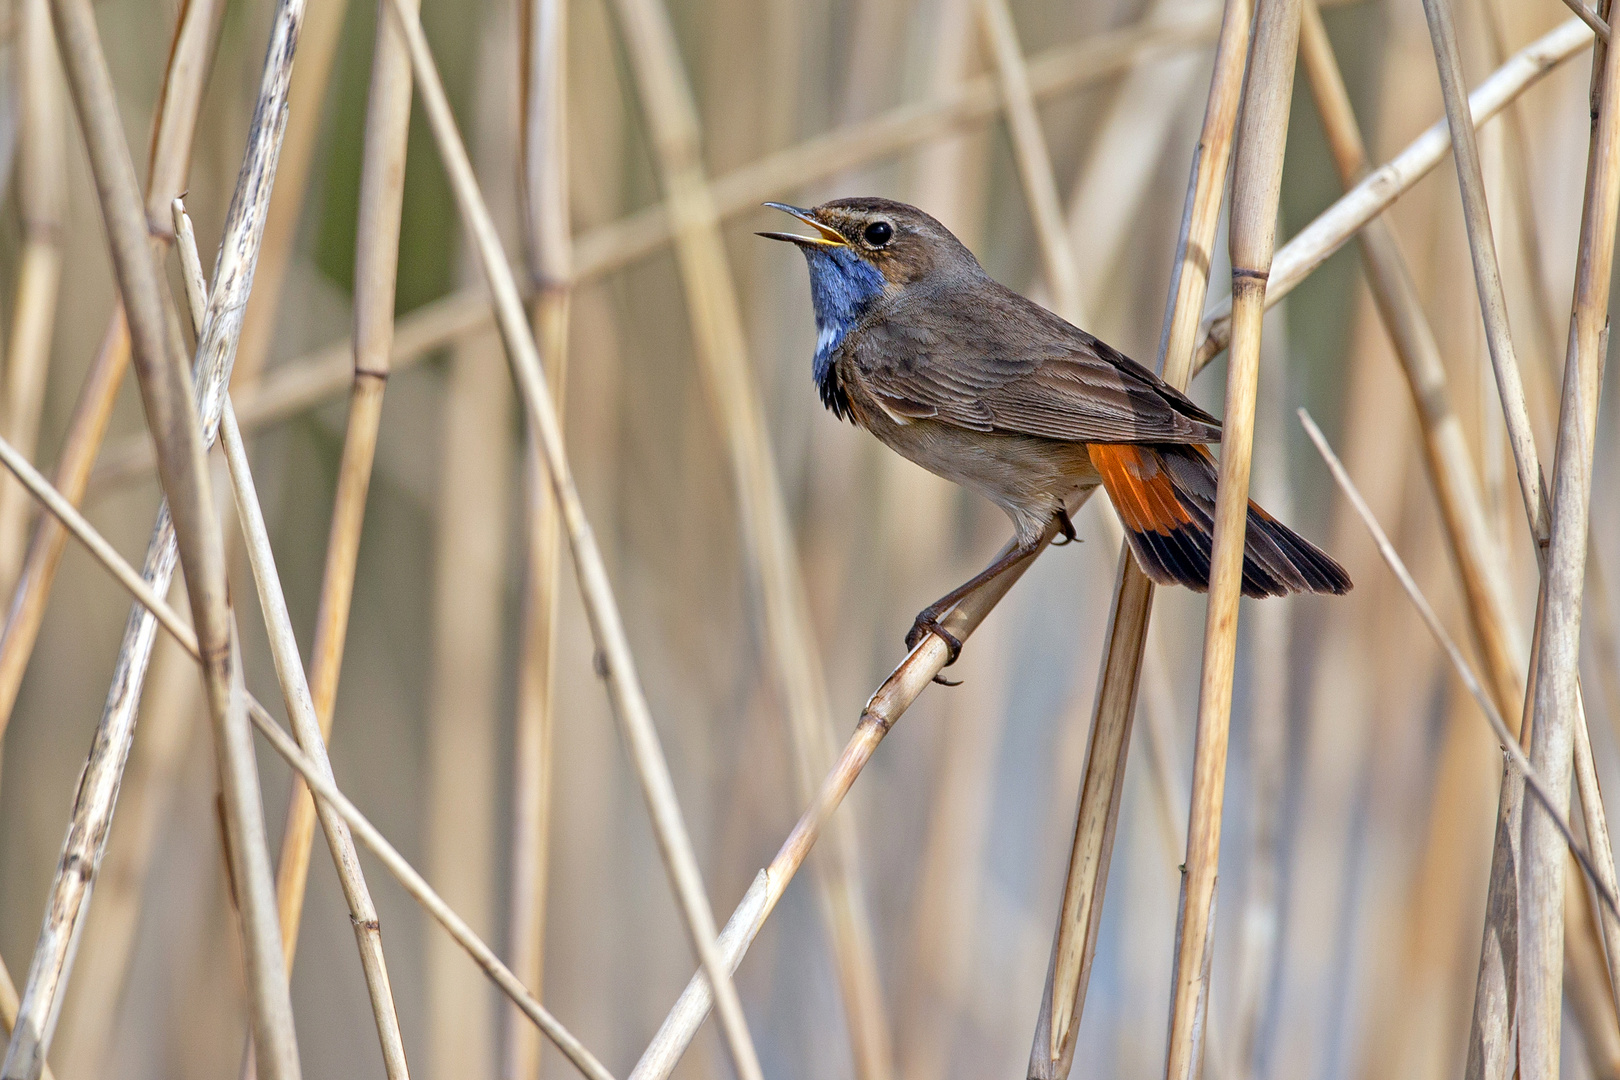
382;1;765;1076
1193;17;1594;372
0;969;55;1080
629;512;1069;1080
172;203;410;1080
0;0;224;751
602;0;889;1076
1029;0;1252;1072
1518;13;1620;1073
0;422;616;1080
268;0;420;976
978;0;1082;322
1164;4;1302;1078
505;0;570;1077
0;0;66;599
2;0;310;1075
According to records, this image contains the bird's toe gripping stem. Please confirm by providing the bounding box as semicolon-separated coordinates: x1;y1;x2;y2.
906;609;964;686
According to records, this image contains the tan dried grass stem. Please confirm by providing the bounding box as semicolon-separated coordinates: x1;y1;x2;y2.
1032;0;1252;1070
0;0;66;597
0;421;614;1080
384;2;761;1076
1301;409;1617;914
173;203;410;1080
0;963;55;1080
1164;3;1302;1077
1;0;305;1074
269;0;420;973
1193;17;1594;372
604;0;888;1075
978;0;1082;321
505;0;570;1076
1519;18;1620;1073
1563;0;1611;42
0;0;223;747
629;515;1068;1080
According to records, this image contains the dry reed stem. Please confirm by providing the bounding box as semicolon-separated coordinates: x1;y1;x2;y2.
0;0;66;598
0;0;224;746
1032;0;1252;1071
0;964;55;1080
1292;12;1620;1068
603;0;889;1075
1301;409;1616;913
505;0;570;1076
1519;16;1620;1073
1419;0;1545;545
629;514;1069;1080
229;0;352;392
382;2;762;1076
1422;0;1620;1034
977;0;1082;321
0;423;614;1080
269;0;420;973
173;203;410;1080
1193;17;1595;372
1564;0;1612;42
1164;3;1302;1077
2;0;305;1073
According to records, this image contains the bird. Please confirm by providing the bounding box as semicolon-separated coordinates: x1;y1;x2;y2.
760;197;1350;667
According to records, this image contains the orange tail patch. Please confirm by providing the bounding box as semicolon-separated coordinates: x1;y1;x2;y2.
1087;444;1193;536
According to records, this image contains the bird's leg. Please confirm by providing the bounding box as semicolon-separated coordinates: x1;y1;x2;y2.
1050;507;1078;545
906;539;1039;681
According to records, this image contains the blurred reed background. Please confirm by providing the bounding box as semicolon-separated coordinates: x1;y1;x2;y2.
0;0;1617;1077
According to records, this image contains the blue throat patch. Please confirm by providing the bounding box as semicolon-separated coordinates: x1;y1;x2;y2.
800;246;886;418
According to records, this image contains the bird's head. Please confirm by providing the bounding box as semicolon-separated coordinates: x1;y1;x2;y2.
761;198;980;402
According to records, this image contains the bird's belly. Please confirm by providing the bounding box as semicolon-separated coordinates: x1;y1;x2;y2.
863;413;1100;540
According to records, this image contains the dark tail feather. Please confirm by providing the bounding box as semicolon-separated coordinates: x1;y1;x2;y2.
1089;443;1352;598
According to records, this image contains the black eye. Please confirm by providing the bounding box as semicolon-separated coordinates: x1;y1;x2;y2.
863;221;893;248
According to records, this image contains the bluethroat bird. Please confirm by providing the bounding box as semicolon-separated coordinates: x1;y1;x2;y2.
762;198;1351;667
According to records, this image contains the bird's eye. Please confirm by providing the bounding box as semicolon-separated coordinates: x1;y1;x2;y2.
863;221;893;248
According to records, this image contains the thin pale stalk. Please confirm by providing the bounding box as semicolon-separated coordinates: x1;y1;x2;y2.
172;201;410;1080
1564;0;1612;41
0;421;613;1080
0;962;55;1080
0;0;65;597
384;4;759;1079
1193;17;1595;372
1519;16;1620;1072
506;0;570;1076
2;0;306;1073
0;0;224;746
629;515;1068;1080
270;0;420;973
977;0;1081;321
603;0;886;1075
1031;0;1253;1071
1165;4;1302;1078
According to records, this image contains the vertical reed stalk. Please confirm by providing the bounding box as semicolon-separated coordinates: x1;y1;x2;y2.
1518;17;1620;1074
382;3;761;1077
506;1;570;1077
173;203;411;1080
977;0;1082;322
1029;0;1252;1072
270;0;419;969
0;408;608;1080
1165;3;1302;1077
602;0;891;1076
2;0;310;1073
0;0;224;745
0;0;65;597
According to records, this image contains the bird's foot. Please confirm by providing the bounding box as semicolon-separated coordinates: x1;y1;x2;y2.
1051;508;1079;546
906;611;964;685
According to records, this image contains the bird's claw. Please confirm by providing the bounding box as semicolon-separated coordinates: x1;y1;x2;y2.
906;612;963;684
1051;508;1079;546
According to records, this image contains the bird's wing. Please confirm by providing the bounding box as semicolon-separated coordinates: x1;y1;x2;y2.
843;280;1221;444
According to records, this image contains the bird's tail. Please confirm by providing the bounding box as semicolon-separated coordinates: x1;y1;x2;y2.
1088;443;1351;598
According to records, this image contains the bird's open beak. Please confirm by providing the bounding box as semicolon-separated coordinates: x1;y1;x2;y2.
758;203;847;247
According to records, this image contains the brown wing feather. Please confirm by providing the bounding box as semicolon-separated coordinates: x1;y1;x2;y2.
842;276;1221;445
